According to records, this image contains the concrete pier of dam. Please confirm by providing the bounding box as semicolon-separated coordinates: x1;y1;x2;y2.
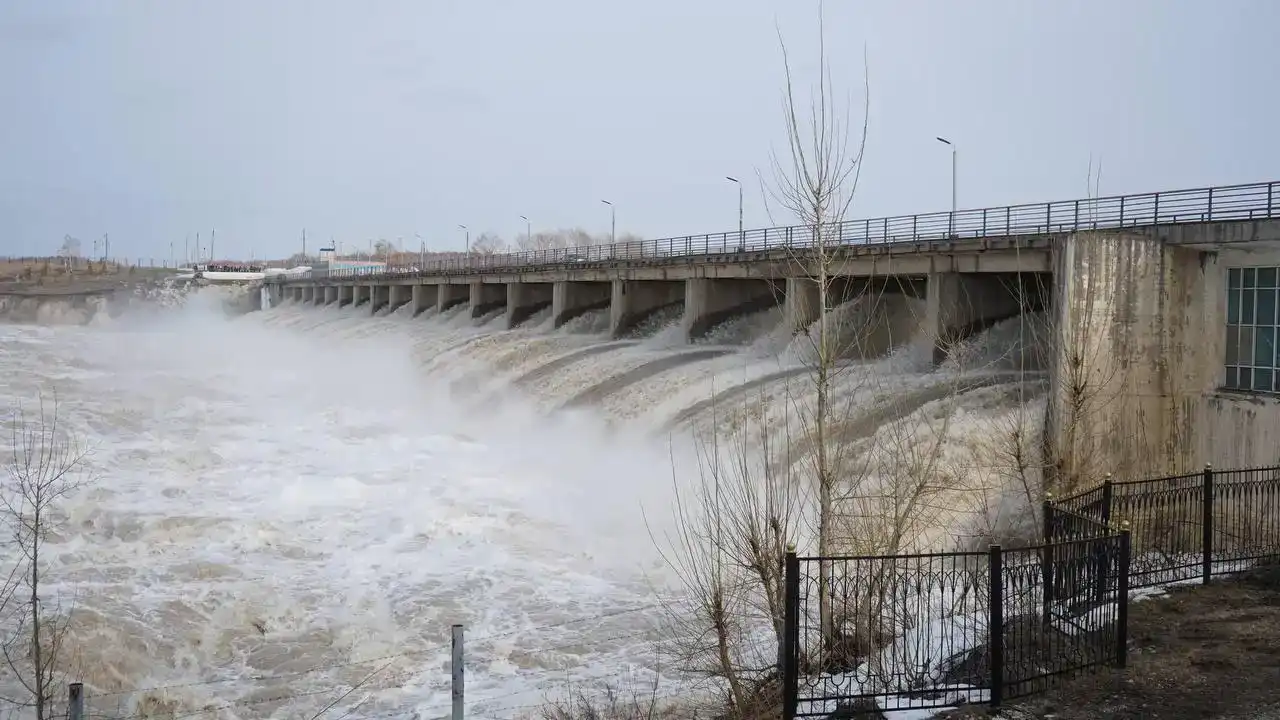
265;181;1280;480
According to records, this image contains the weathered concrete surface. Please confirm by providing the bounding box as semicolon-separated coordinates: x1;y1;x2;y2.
552;281;611;328
682;278;782;341
924;271;1046;364
506;282;554;329
324;285;338;305
610;280;684;337
369;285;389;314
352;284;369;307
469;281;505;318
437;284;468;313
387;285;411;313
1046;232;1280;493
339;285;354;307
410;284;433;316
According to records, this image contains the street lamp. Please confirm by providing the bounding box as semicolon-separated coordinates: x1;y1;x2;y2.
601;200;615;244
458;224;470;258
936;136;957;236
726;176;743;248
519;215;531;247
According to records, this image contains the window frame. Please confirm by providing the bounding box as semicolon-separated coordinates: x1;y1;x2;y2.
1224;265;1280;394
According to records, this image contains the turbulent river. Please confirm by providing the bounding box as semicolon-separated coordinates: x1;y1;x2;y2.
0;288;1043;719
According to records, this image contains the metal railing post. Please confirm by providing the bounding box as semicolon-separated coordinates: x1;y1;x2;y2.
782;549;800;720
1207;187;1215;220
1116;522;1131;668
1040;495;1054;629
988;544;1005;707
1203;463;1214;584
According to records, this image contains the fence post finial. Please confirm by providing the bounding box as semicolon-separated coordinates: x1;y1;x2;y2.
786;543;795;553
1044;491;1053;502
1205;462;1213;470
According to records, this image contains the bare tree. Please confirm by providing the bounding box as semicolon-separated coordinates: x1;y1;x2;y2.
0;397;90;720
471;232;507;255
757;0;869;653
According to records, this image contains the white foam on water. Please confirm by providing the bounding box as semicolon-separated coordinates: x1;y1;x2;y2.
0;286;1052;719
0;296;694;719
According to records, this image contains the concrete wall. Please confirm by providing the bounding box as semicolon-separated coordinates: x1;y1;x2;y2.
324;285;338;305
1195;245;1280;469
352;284;368;307
682;278;782;341
506;282;554;329
552;281;611;328
339;285;354;307
924;272;1045;364
1046;232;1280;494
469;281;505;318
388;285;411;313
411;284;433;316
437;284;469;313
610;280;684;338
370;285;390;314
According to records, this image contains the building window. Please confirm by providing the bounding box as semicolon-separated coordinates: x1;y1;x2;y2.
1226;267;1280;392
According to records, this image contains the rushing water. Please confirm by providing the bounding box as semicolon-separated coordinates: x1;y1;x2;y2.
0;287;1045;719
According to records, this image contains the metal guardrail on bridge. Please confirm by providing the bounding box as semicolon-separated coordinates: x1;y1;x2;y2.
283;180;1279;282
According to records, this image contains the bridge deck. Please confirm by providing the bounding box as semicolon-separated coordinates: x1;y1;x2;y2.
272;180;1280;284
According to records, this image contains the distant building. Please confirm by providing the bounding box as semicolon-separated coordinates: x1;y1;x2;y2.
327;259;387;273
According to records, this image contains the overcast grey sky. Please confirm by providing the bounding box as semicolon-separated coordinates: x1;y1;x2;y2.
2;0;1277;261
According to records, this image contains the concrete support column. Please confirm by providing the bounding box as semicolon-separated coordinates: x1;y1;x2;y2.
924;272;1026;364
469;281;506;318
312;285;324;305
552;281;612;328
411;284;434;316
302;286;315;303
369;285;389;314
352;284;369;307
682;278;781;341
388;285;411;313
610;280;685;338
506;282;554;329
324;285;338;305
339;285;354;307
437;284;470;313
784;277;822;334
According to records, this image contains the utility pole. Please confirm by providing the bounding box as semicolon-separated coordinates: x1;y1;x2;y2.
726;176;743;247
210;228;216;263
936;137;957;236
169;241;174;268
103;233;110;262
302;228;307;260
184;235;189;266
601;200;614;244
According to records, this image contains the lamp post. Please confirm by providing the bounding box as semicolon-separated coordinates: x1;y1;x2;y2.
519;215;531;248
726;176;743;249
458;224;470;259
936;136;957;236
601;200;615;244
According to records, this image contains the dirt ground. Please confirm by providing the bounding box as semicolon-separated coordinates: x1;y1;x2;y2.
939;566;1280;720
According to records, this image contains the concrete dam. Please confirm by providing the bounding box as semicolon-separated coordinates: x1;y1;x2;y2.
263;181;1280;503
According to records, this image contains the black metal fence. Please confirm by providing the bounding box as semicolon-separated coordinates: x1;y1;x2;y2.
782;463;1280;718
1055;464;1280;589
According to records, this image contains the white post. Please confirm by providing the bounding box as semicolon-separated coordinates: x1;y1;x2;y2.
68;683;84;720
451;624;464;720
